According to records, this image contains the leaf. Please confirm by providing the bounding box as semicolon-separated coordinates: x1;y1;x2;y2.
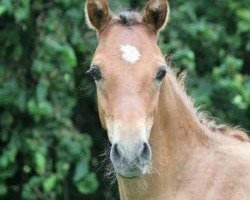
36;80;48;101
237;9;250;21
22;177;42;200
62;45;77;67
0;5;7;16
73;159;89;182
0;164;17;179
14;0;30;22
43;174;57;193
34;152;46;175
75;173;98;194
0;183;7;197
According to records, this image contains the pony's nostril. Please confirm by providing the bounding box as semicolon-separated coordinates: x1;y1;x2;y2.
111;143;122;162
140;142;151;160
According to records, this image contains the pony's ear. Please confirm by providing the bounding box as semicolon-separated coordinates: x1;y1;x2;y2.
142;0;170;32
85;0;111;31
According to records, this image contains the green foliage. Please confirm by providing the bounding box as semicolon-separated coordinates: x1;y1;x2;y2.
0;0;97;199
0;0;250;200
160;0;250;129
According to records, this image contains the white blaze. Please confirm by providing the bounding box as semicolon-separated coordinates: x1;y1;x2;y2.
120;44;141;64
106;119;149;144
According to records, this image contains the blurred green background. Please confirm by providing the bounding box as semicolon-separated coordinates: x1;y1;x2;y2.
0;0;249;199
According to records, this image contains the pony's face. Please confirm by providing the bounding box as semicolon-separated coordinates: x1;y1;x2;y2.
86;0;169;178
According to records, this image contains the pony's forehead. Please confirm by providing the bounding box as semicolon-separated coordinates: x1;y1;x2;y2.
94;24;165;66
100;23;156;46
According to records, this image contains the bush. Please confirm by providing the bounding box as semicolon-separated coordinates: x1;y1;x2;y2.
0;0;98;199
162;0;250;130
0;0;249;200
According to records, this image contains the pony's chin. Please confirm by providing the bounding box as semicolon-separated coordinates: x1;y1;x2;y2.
116;166;149;178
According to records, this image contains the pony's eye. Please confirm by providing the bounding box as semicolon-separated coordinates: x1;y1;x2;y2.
86;65;102;81
156;67;166;82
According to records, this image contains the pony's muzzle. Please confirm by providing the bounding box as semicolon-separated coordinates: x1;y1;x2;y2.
110;140;152;178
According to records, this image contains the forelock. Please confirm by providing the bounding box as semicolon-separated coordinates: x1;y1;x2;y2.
116;11;142;26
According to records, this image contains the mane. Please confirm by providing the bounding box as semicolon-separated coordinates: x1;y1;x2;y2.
117;11;142;26
166;63;250;142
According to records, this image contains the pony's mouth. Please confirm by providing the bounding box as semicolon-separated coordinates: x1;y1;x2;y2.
114;163;150;178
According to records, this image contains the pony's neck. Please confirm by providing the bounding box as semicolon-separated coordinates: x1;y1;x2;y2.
117;72;206;200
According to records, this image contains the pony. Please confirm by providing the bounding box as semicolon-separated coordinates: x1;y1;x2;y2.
85;0;250;199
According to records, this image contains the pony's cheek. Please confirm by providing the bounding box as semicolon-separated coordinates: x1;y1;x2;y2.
97;98;107;129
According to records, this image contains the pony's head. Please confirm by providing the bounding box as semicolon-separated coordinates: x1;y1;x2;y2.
85;0;169;178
